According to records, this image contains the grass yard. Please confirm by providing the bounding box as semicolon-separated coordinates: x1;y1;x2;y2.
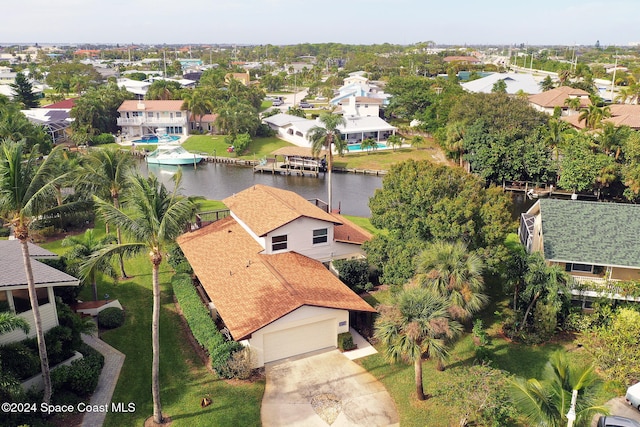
42;228;264;427
333;146;452;171
181;135;290;160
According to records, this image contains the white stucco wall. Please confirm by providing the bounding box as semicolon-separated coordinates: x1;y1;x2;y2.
246;305;349;367
265;217;337;261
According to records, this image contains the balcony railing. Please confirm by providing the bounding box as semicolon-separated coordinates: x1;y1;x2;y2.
570;275;640;301
117;117;187;126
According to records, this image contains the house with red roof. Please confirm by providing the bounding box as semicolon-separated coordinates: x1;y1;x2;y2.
177;184;375;367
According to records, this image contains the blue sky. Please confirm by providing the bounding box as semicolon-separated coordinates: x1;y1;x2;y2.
2;0;639;46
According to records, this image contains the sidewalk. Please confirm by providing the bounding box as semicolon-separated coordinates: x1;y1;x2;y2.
80;333;125;427
342;327;377;361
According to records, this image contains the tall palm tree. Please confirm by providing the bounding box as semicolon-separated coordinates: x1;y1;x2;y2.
0;140;68;405
77;148;135;278
84;171;195;424
444;121;466;167
308;112;347;212
374;286;461;401
62;229;116;301
563;97;581;114
414;240;487;322
596;122;629;160
181;89;214;132
511;351;607;427
579;104;611;130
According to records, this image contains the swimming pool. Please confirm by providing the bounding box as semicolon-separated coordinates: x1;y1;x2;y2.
347;142;387;152
133;135;181;144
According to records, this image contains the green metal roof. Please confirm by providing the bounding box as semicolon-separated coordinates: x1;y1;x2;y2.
539;199;640;268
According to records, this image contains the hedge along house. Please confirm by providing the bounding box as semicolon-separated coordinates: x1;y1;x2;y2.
519;199;640;306
177;184;376;367
0;240;80;345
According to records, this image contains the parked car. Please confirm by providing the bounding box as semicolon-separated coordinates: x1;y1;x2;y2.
272;99;283;106
598;416;640;427
299;101;314;108
627;383;640;410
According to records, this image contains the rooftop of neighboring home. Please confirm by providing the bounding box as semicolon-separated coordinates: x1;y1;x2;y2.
42;98;77;109
528;86;592;108
0;240;79;289
461;72;541;95
533;199;640;268
561;103;640;130
117;99;185;112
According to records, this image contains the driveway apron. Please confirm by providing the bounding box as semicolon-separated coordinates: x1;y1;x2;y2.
261;349;399;427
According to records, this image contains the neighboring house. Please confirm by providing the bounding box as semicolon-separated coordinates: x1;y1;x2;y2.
528;86;591;116
225;71;251;86
21;108;73;144
262;113;320;146
0;240;80;345
262;112;397;147
189;113;219;134
336;95;382;118
519;199;640;304
116;77;151;99
117;100;189;138
330;71;390;106
461;72;541;95
177;184;376;367
560;104;640;131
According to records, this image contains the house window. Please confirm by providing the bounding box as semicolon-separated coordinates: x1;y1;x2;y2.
272;235;288;251
147;112;153;117
11;288;49;314
568;263;594;273
176;112;182;118
313;228;328;244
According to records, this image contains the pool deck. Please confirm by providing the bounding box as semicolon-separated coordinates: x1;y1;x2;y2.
117;135;188;146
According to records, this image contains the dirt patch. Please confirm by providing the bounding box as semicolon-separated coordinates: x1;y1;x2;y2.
144;415;172;426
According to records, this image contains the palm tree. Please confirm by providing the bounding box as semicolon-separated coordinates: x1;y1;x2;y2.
77;148;135;278
181;89;214;132
308;112;346;212
414;240;487;322
374;286;461;401
596;122;629;160
410;135;426;150
511;351;608;427
579;105;611;130
540;75;555;92
62;229;117;301
0;140;68;405
563;97;581;114
519;253;570;332
84;171;195;424
360;137;377;154
386;134;403;151
444;121;466;167
0;312;30;335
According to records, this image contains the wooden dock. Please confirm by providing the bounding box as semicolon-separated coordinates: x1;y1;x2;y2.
254;161;320;177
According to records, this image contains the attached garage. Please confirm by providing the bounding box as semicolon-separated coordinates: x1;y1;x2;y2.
263;318;336;364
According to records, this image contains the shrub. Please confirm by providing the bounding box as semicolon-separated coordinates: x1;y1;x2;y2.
97;307;125;329
167;244;193;274
211;341;244;379
333;259;370;292
43;325;76;365
172;274;250;379
67;358;101;396
221;347;254;380
0;227;9;237
91;133;115;145
338;332;356;352
0;342;41;380
233;133;251;153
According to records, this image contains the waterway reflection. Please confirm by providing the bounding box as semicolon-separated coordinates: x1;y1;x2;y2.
142;161;383;217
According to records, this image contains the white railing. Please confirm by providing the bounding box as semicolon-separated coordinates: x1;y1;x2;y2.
571;276;612;286
117;117;187;126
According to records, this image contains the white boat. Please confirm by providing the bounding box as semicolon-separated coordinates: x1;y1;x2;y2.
145;144;204;166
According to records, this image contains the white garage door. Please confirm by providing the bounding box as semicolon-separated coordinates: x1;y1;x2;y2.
263;319;336;364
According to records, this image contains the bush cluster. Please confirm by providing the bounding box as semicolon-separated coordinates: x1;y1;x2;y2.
167;244;193;274
332;259;370;292
91;133;115;145
97;307;125;329
52;344;104;397
0;342;41;380
337;332;356;352
172;274;249;379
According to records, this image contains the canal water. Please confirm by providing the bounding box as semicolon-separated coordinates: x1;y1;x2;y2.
144;161;383;217
143;161;536;219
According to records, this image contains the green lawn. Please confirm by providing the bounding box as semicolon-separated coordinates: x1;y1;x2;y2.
43;225;264;427
181;135;290;159
333;145;450;171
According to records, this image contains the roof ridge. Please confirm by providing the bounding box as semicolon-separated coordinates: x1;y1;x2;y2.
259;254;301;298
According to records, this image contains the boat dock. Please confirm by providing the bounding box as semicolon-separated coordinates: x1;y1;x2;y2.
254;160;320;177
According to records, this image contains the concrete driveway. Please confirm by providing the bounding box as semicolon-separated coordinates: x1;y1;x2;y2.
591;397;640;426
261;349;399;427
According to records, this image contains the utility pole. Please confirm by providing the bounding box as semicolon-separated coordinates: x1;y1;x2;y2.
610;52;618;102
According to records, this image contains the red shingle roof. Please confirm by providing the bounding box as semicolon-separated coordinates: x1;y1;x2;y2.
222;184;340;237
176;217;375;340
331;213;373;244
43;98;77;109
529;86;591;109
